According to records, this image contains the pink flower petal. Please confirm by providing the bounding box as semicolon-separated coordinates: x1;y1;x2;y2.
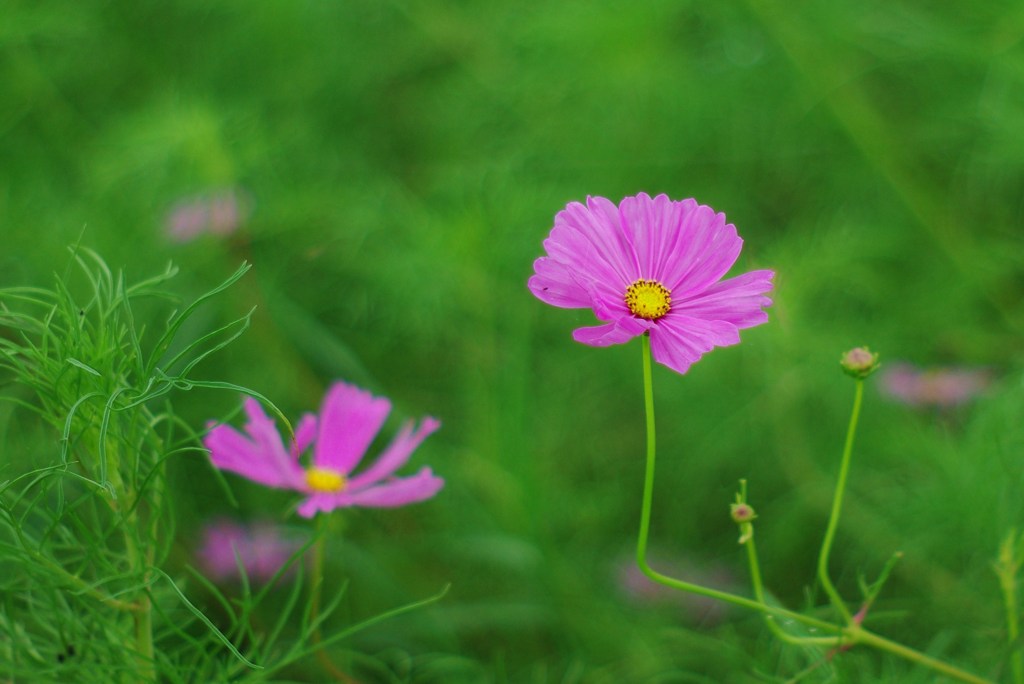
312;382;391;474
241;397;287;452
581;279;632;323
342;468;445;508
649;315;740;375
675;270;774;329
544;222;630;296
348;417;441;490
619;193;693;282
291;412;317;458
556;197;639;285
527;257;592;309
572;316;652;347
295;492;337;518
203;399;306;489
661;206;742;297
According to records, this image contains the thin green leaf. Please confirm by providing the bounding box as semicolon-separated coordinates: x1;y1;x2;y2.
146;262;251;377
152;567;263;670
65;358;101;377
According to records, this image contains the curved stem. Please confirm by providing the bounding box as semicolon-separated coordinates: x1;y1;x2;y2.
746;534;838;646
634;334;839;634
631;338;992;684
816;379;863;623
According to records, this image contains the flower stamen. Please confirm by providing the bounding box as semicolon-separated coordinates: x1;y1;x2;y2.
305;467;346;493
625;279;671;320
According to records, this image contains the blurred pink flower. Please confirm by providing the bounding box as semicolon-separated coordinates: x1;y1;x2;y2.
165;188;250;242
528;193;774;375
616;554;734;626
198;519;306;582
880;363;990;408
204;381;443;517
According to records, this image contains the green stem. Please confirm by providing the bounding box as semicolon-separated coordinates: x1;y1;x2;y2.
816;379;863;623
997;532;1024;684
1007;578;1024;684
851;627;994;684
311;519;326;621
134;590;154;681
633;337;993;684
113;435;154;681
137;419;165;682
634;334;839;634
746;533;838;646
123;520;154;681
311;515;357;683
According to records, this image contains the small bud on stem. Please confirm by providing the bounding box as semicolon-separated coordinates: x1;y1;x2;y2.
840;347;880;379
730;502;756;524
731;480;757;544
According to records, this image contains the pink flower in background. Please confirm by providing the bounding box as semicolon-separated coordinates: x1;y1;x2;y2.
528;193;774;375
198;520;306;582
880;363;990;408
204;381;443;517
616;554;734;626
165;187;251;242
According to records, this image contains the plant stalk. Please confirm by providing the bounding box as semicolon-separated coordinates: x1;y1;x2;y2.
634;336;993;683
634;334;838;633
816;379;863;622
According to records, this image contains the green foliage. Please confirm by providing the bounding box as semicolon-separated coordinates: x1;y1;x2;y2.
0;254;443;682
0;252;250;678
2;0;1024;681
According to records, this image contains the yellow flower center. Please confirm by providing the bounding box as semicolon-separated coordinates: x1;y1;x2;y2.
305;467;346;493
624;279;671;320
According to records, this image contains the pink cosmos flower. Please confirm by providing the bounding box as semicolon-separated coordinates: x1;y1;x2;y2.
203;382;443;517
198;519;306;583
880;363;990;408
528;193;774;374
165;187;251;242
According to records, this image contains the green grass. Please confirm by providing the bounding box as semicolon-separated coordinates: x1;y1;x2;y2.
3;0;1024;680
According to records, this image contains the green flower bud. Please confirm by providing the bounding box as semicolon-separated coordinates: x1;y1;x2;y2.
730;502;757;524
840;347;880;379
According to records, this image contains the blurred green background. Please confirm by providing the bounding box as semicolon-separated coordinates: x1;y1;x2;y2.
3;1;1024;681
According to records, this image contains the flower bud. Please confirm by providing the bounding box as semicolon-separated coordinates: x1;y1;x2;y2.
840;347;880;379
730;502;757;524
